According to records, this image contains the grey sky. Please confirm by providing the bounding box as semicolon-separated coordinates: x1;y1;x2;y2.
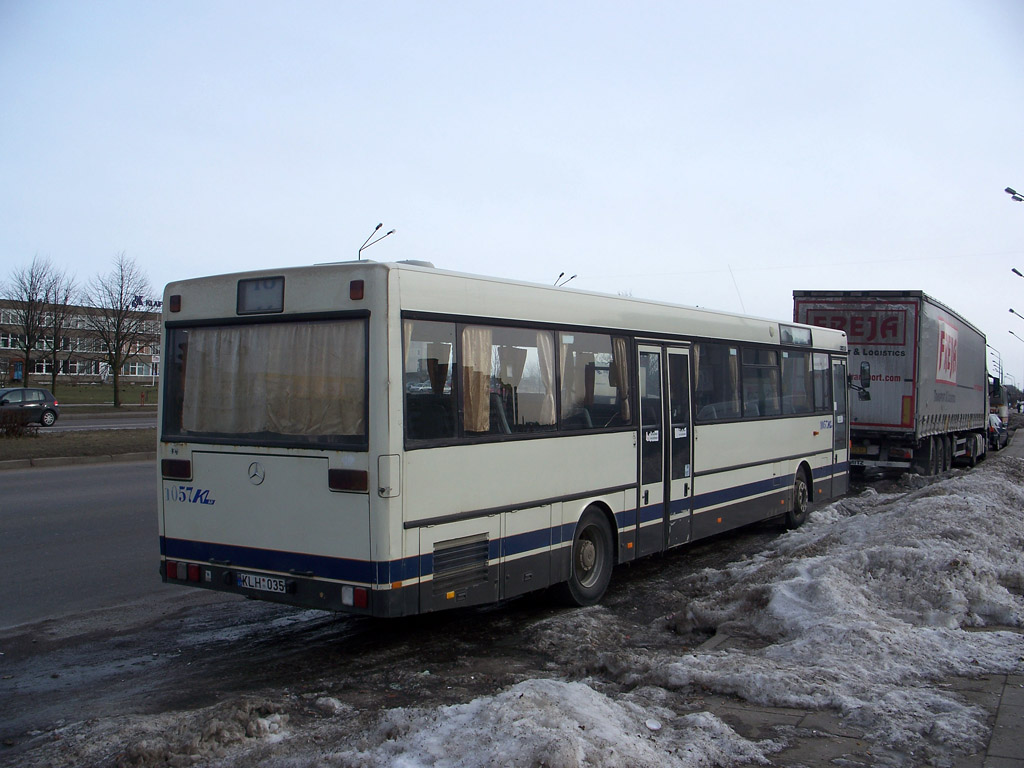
2;1;1023;378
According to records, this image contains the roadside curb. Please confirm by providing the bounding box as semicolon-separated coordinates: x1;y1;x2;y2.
60;410;156;421
0;452;156;471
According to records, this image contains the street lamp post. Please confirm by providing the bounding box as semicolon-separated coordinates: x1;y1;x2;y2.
988;344;1004;383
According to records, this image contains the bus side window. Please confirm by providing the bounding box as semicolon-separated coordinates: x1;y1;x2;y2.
560;333;632;429
694;343;740;421
403;320;457;441
781;351;813;415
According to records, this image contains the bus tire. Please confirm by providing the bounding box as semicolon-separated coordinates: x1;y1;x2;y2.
943;435;953;472
936;436;946;473
785;470;810;530
556;507;614;607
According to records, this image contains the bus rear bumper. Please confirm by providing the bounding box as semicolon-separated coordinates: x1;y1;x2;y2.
160;559;420;618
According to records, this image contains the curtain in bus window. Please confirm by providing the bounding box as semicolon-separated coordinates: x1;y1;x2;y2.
611;336;631;423
537;331;556;426
462;326;493;433
182;321;365;438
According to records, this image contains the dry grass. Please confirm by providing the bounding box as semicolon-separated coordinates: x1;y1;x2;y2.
0;428;157;462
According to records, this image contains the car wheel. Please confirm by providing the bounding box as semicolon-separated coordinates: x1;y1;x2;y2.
40;409;56;427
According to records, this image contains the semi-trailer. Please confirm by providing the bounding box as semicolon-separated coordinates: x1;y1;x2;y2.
794;290;988;474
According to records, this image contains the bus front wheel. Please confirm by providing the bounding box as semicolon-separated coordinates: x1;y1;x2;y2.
557;507;614;607
785;472;810;529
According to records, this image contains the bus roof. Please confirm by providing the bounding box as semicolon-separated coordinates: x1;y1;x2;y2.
166;260;848;351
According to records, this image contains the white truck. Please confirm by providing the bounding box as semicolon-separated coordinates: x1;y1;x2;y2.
794;290;988;474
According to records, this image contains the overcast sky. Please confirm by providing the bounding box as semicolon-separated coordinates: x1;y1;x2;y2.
2;1;1024;379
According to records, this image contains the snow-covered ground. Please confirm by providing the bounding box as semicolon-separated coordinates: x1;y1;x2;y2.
12;456;1024;767
323;459;1024;768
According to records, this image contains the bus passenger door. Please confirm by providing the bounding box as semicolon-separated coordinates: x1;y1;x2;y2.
636;346;665;557
666;347;693;547
832;359;849;496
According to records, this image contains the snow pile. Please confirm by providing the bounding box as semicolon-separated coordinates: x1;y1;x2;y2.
656;460;1024;758
46;697;290;767
333;678;780;768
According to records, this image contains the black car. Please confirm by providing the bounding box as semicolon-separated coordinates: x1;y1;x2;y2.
988;413;1008;451
0;387;61;426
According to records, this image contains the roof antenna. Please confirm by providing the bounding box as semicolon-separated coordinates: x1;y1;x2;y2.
358;223;396;260
728;265;746;312
556;273;577;287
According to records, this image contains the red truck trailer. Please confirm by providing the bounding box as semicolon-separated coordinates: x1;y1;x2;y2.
794;290;988;474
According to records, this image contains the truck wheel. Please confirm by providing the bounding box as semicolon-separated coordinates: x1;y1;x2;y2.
934;437;945;474
943;436;953;472
785;472;810;529
917;437;937;476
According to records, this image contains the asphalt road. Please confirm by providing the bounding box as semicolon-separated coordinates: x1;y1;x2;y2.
0;460;170;629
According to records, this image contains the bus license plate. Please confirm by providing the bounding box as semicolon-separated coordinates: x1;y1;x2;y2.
237;573;286;593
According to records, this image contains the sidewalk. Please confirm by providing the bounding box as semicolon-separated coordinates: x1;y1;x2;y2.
694;631;1023;766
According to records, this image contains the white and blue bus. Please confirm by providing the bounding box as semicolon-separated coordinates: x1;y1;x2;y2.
158;261;850;617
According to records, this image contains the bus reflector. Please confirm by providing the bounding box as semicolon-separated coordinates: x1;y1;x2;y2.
329;468;368;492
166;561;178;579
187;563;201;582
162;459;192;480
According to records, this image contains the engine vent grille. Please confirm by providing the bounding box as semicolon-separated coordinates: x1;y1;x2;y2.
432;533;490;596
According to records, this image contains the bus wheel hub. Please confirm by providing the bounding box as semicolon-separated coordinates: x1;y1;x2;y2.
578;540;596;571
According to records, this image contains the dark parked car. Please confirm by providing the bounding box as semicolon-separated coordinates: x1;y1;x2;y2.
988;413;1008;451
0;387;60;426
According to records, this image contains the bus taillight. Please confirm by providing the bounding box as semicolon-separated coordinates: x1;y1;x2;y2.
341;585;368;608
328;469;368;493
162;459;192;480
165;561;202;582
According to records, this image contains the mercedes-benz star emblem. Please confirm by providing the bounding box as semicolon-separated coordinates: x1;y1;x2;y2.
248;461;266;485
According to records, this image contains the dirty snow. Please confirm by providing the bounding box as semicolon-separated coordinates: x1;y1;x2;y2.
7;458;1024;767
309;461;1024;767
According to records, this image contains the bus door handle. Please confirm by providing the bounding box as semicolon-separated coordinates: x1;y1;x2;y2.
642;489;649;506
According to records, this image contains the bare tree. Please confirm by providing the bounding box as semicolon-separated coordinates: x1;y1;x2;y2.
45;268;78;394
82;253;152;407
3;255;54;387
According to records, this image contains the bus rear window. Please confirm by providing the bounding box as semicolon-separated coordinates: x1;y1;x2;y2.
162;319;367;448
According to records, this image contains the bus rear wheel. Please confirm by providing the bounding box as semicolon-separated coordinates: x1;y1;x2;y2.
785;472;810;529
556;507;614;607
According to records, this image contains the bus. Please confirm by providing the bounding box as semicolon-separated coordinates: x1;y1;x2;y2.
158;261;850;617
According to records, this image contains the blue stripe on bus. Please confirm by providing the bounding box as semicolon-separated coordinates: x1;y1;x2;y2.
162;461;849;584
692;474;790;512
163;537;378;583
